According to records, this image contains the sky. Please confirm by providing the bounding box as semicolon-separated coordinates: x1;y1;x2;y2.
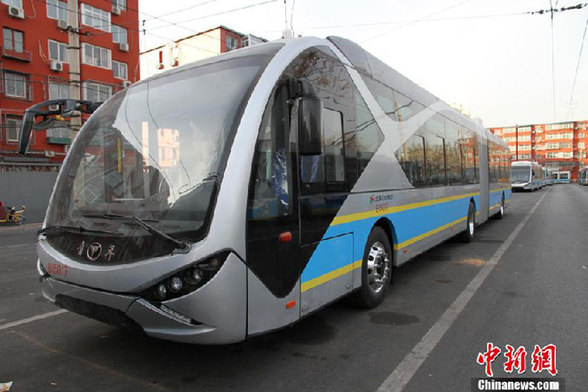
138;0;588;128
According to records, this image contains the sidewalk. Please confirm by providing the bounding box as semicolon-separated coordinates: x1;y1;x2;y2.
0;222;42;233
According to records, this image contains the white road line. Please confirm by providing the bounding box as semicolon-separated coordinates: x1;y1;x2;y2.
376;191;549;392
0;309;67;331
0;244;33;249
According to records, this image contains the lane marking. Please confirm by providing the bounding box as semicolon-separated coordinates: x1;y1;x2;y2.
0;244;33;249
376;191;548;392
0;309;67;331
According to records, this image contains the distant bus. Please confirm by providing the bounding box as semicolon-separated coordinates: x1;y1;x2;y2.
511;161;542;191
544;168;554;186
20;36;512;344
553;171;571;184
579;168;588;185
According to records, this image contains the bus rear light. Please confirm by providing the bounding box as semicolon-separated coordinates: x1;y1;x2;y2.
140;251;230;302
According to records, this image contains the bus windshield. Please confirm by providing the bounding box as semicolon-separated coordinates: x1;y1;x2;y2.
511;166;531;183
47;50;276;243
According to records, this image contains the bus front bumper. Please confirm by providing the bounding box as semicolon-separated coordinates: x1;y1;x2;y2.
39;253;247;344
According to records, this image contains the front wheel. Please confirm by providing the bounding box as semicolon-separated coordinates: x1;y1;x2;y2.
351;227;393;309
459;202;476;243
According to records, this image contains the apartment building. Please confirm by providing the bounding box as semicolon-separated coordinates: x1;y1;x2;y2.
140;25;266;80
1;0;139;169
490;121;588;181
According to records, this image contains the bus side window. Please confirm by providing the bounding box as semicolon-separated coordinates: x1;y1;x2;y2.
396;134;426;187
300;107;345;193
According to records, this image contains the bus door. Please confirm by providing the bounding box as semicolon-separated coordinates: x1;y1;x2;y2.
246;84;301;335
298;101;354;316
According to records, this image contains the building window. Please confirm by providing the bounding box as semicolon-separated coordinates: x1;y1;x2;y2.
82;43;111;69
48;81;69;99
81;3;111;32
4;116;23;143
225;35;238;51
48;40;68;62
112;0;125;11
3;28;24;53
46;0;67;21
1;0;23;8
3;71;29;99
111;25;127;44
83;81;112;102
112;60;127;80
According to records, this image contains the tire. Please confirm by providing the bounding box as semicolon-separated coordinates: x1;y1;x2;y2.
459;202;476;243
494;196;505;220
351;227;393;309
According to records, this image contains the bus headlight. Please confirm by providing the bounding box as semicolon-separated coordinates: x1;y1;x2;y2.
140;251;229;302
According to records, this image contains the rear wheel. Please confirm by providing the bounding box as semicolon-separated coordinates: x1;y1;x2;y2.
459;202;476;243
352;227;393;309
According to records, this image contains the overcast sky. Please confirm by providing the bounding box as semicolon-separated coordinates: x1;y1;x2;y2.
138;0;588;127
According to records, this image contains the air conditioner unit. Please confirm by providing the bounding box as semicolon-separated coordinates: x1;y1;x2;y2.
112;5;121;15
48;104;60;111
57;19;68;30
8;6;25;19
45;150;56;158
121;80;131;88
170;58;179;67
50;60;63;72
156;63;164;70
118;43;129;52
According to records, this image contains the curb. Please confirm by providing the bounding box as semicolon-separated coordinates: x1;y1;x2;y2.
0;222;42;233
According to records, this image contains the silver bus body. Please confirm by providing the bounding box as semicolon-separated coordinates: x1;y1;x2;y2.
37;36;511;344
511;161;542;191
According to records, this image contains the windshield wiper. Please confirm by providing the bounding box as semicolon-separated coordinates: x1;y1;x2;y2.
39;225;123;236
82;213;191;253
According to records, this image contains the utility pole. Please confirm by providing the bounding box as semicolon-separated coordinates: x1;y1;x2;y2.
67;0;82;140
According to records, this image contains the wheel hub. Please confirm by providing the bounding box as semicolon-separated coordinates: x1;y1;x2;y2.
366;241;391;294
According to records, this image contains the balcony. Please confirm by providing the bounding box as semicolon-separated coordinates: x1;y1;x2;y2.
46;128;71;145
2;46;32;62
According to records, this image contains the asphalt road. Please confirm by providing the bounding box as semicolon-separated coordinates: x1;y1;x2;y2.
0;185;586;392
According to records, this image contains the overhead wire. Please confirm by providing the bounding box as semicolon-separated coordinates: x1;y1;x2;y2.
361;0;473;43
549;0;557;122
567;18;588;120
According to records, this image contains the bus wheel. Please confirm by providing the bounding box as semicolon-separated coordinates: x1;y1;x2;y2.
352;227;392;309
460;202;476;243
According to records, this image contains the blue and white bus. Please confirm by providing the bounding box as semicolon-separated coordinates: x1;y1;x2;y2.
20;36;511;344
553;171;571;184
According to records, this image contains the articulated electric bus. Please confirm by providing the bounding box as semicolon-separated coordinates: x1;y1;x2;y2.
511;161;542;191
20;36;511;344
578;168;588;185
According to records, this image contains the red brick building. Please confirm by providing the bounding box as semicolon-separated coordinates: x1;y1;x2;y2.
1;0;139;169
490;121;588;181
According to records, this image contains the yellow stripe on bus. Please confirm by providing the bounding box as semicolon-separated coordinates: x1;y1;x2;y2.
331;192;479;226
394;216;467;250
301;259;362;293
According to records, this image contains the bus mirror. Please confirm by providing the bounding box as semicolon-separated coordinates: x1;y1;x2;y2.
299;98;322;156
18;111;36;154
